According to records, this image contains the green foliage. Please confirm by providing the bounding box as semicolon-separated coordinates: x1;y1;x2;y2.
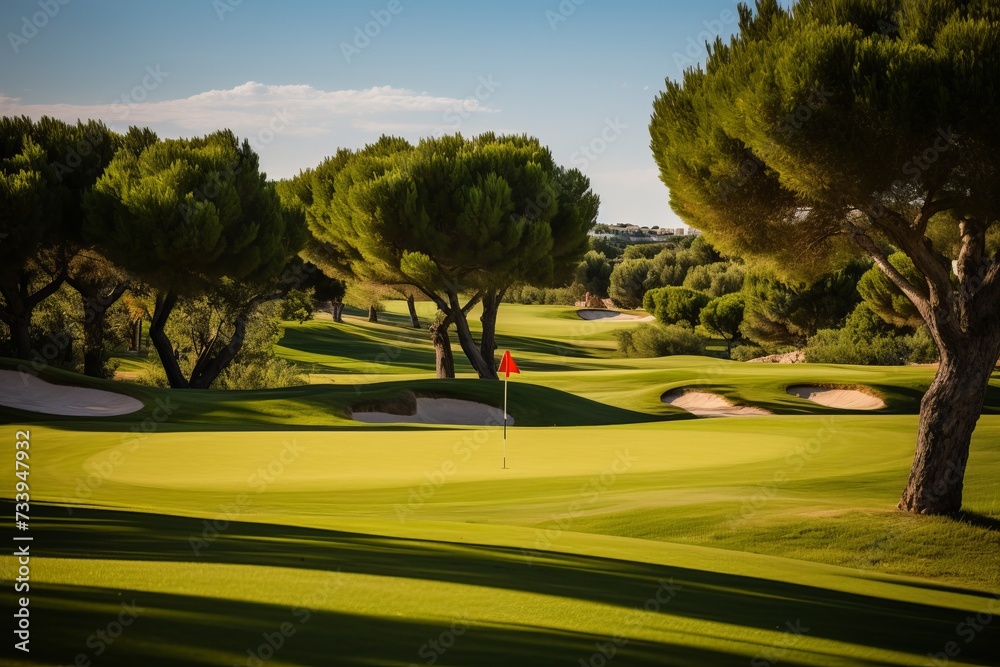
649;0;1000;282
644;286;711;327
683;261;745;297
574;251;613;298
609;259;652;309
615;323;705;358
506;285;578;305
740;265;864;347
623;243;668;260
86;130;292;291
589;236;624;259
700;293;746;355
154;295;304;389
805;303;939;365
858;253;925;328
281;289;314;323
730;343;771;362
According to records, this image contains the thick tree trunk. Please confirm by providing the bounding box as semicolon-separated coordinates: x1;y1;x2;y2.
898;333;1000;514
333;302;344;323
429;315;455;379
407;294;420;328
188;311;250;389
448;291;498;380
368;305;378;323
478;287;506;369
0;270;66;360
149;290;189;389
8;317;32;360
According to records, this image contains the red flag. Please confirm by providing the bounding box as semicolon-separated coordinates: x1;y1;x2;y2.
497;350;520;378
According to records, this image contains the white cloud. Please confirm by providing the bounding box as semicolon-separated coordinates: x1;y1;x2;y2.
0;81;497;138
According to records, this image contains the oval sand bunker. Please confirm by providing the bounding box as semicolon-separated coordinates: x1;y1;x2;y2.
661;389;771;417
352;397;513;426
787;385;885;410
0;369;144;416
577;309;654;322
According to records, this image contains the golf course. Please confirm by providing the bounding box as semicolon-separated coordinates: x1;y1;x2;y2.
3;301;999;666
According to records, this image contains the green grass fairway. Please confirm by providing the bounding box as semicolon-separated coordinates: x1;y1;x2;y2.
2;301;1000;666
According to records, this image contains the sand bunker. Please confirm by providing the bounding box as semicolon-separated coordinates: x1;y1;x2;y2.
787;385;885;410
578;309;655;322
352;397;513;426
0;369;144;416
661;389;771;417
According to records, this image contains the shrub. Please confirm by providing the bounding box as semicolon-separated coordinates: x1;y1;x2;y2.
644;286;710;327
609;258;653;309
615;323;705;358
804;303;940;365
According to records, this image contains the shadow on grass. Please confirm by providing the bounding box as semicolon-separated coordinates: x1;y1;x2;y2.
28;584;752;667
20;502;1000;666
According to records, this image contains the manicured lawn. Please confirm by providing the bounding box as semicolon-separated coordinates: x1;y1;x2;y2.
2;301;999;666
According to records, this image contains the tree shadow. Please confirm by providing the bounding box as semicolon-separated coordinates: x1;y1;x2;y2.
28;583;774;667
20;502;1000;665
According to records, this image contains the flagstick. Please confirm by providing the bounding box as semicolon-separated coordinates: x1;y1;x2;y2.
502;375;508;469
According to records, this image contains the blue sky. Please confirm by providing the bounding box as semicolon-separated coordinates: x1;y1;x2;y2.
0;0;749;227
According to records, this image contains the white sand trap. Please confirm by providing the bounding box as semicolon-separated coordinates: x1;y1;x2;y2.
661;389;771;417
787;385;885;410
578;309;655;322
0;369;144;416
352;397;513;426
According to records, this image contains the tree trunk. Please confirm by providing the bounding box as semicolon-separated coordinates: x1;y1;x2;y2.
8;316;32;360
368;305;378;323
333;302;344;323
478;287;507;369
407;294;420;328
82;306;108;378
0;270;66;360
448;291;498;380
149;290;189;389
898;332;1000;514
73;281;128;379
188;311;250;389
429;315;455;379
130;318;143;353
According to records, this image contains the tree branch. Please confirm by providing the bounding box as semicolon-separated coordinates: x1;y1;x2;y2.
914;196;958;236
842;221;933;323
